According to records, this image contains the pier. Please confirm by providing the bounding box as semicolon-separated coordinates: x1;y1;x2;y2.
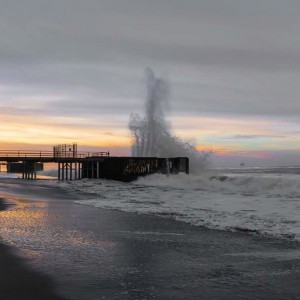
0;144;189;182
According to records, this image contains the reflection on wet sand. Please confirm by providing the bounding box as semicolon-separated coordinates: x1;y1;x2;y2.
1;179;300;299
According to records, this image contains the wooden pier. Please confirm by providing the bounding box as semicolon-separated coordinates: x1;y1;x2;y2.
0;144;189;182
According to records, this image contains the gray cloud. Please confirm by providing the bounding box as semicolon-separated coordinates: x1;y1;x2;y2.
1;0;300;72
0;0;300;134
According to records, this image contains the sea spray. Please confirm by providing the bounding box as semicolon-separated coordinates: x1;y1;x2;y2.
129;68;210;173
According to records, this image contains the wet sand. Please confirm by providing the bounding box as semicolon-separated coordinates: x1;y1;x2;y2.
0;198;67;300
1;178;300;299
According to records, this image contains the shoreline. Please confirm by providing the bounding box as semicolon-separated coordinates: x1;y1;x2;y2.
0;197;68;300
1;178;300;299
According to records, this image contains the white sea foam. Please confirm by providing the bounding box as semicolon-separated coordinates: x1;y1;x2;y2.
38;168;58;178
0;172;19;179
1;166;300;240
57;168;300;241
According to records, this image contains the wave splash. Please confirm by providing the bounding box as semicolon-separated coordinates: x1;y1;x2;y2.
129;68;210;173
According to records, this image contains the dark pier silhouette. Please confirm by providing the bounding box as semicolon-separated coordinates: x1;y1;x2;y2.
0;144;189;182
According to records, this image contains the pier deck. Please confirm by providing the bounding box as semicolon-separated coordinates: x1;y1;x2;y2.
0;148;189;182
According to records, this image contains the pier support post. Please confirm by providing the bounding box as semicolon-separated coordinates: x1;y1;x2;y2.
57;162;82;181
20;161;37;180
97;162;100;179
33;162;37;180
70;163;73;181
58;162;61;180
65;163;68;181
79;163;82;179
86;163;89;178
22;162;25;179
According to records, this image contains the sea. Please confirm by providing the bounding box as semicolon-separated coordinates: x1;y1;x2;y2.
2;165;300;299
2;165;300;241
32;165;299;242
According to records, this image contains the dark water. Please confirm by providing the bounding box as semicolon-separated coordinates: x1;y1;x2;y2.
1;179;300;299
220;166;300;175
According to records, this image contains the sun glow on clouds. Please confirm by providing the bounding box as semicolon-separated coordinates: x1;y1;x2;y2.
1;88;299;160
171;114;300;157
1;104;300;161
0;108;131;150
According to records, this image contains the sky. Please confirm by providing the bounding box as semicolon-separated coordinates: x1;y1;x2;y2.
0;0;300;167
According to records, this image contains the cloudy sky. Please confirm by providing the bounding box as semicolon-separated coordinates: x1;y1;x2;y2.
1;0;300;166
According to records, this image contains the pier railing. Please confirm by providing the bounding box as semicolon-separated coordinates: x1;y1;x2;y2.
54;151;109;158
0;150;54;158
0;150;109;159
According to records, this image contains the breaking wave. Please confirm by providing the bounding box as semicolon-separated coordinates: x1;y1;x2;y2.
58;167;300;242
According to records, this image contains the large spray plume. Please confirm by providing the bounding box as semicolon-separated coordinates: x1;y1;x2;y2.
129;68;210;173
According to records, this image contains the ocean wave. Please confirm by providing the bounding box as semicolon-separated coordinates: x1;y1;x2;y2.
57;171;300;242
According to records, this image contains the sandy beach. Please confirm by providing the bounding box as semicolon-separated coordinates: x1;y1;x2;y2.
1;178;300;299
0;198;67;300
